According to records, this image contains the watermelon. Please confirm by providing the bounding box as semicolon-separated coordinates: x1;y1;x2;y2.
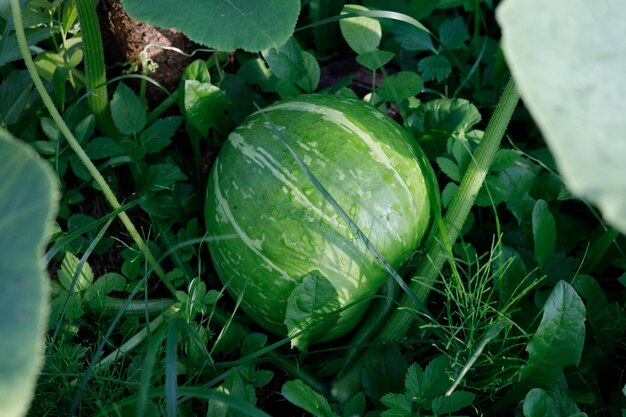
205;94;436;347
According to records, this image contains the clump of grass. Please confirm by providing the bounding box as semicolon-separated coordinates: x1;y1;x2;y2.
412;234;539;399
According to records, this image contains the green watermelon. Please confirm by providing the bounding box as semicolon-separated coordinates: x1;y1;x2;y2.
205;93;436;347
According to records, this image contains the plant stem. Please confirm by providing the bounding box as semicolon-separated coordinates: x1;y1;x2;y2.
10;0;176;296
74;0;118;139
331;78;520;402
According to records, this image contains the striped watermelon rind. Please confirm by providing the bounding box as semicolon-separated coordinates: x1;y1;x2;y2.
205;93;436;344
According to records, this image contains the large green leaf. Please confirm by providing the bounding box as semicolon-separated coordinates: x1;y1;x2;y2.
497;0;626;234
0;130;58;417
519;281;586;385
120;0;300;52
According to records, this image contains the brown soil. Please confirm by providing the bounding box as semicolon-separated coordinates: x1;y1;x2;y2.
98;0;204;103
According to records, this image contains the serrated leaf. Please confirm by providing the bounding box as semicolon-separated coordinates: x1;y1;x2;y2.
392;24;435;52
362;346;408;403
84;272;126;309
404;362;424;401
519;280;586;384
532;199;556;268
340;4;382;54
438;16;469;50
58;252;94;293
121;0;300;52
490;149;522;171
378;71;424;101
436;157;461;182
431;391;475;414
356;50;395;71
84;137;123;160
137;163;187;194
139;117;182;154
0;130;58;417
110;83;146;136
441;182;458;208
281;380;338;417
475;175;508;207
380;392;412;413
497;0;626;235
49;295;83;327
284;271;340;350
74;115;96;145
422;355;451;401
418;54;452;82
342;392;366;417
69;154;91;181
523;388;557;417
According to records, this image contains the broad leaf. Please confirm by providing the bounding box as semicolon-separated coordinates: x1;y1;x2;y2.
378;71;423;101
137;163;187;194
410;98;481;157
392;24;435;53
380;393;412;416
438;16;469;50
532;200;556;269
342;392;366;417
0;70;32;125
84;272;126;310
262;38;308;84
418;54;451;82
0;130;58;417
84;136;123;160
284;271;340;350
139;117;182;154
361;346;408;403
356;50;395;71
522;388;557;417
121;0;300;52
339;4;382;54
404;362;424;400
183;81;229;134
519;281;586;384
262;37;320;92
421;355;452;401
299;51;321;93
57;251;94;293
497;0;626;234
281;380;338;417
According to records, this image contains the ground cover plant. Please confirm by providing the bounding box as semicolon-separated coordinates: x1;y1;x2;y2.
1;0;625;416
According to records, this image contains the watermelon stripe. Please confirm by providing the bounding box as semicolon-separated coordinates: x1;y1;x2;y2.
264;101;415;210
212;161;295;282
229;131;344;229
